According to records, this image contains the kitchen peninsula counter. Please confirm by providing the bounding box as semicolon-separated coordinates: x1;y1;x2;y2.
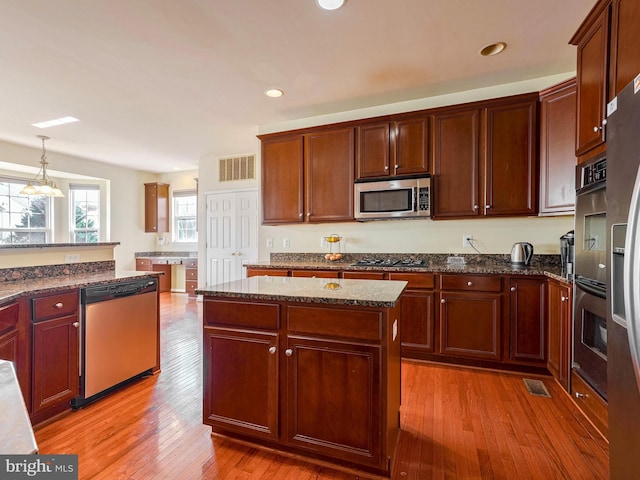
197;276;405;477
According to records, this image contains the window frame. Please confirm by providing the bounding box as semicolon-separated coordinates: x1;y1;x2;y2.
0;176;52;244
69;184;101;244
172;190;198;244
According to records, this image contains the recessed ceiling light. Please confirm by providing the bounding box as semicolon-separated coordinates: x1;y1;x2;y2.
265;88;284;98
32;116;80;128
480;42;507;57
317;0;345;10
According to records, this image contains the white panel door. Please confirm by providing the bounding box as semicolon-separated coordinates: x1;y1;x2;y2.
206;190;259;286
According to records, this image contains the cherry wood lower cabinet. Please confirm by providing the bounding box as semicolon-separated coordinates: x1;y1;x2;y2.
507;276;547;366
30;290;79;424
548;279;573;390
202;297;401;476
438;275;503;361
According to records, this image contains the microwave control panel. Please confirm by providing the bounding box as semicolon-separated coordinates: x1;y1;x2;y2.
418;187;430;211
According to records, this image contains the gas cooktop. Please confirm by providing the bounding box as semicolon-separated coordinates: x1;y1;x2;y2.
350;258;426;268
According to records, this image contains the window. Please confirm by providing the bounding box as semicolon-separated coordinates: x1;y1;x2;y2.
0;178;51;244
70;184;100;243
173;190;197;243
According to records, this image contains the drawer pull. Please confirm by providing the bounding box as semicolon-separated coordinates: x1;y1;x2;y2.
467;281;473;287
54;302;64;308
268;346;277;354
285;348;293;357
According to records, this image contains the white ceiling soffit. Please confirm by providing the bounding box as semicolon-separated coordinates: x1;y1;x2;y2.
0;0;594;173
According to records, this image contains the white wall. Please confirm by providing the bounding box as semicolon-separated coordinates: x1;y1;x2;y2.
196;73;577;266
0;140;158;270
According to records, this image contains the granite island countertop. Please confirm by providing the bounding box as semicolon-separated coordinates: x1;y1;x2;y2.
0;359;37;454
0;270;162;303
196;276;407;307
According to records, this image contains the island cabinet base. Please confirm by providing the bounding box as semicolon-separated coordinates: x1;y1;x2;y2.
202;297;401;477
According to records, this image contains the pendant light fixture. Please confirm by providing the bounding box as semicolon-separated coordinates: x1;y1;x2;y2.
19;135;64;197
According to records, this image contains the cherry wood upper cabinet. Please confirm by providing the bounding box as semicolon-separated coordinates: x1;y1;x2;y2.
484;98;537;217
571;3;610;158
539;78;577;216
304;128;355;223
356;116;429;180
432;93;537;219
609;0;640;97
261;135;305;224
144;182;169;233
432;108;481;218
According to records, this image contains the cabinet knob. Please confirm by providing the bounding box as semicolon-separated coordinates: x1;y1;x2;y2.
298;213;303;218
306;212;311;217
440;299;445;304
510;286;516;292
473;205;479;211
268;346;277;354
561;296;568;302
575;392;588;399
485;205;491;209
467;281;473;287
285;348;293;357
384;166;389;170
54;302;64;308
73;322;80;328
395;164;399;169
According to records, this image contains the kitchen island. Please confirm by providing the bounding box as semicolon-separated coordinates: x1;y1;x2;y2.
196;276;407;477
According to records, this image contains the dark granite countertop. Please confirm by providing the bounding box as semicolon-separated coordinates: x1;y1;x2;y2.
0;270;161;303
244;256;571;284
135;251;197;259
196;276;407;307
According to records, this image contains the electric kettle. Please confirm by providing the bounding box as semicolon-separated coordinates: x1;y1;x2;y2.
510;242;534;266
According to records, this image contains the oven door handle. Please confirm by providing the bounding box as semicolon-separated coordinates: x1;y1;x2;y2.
575;278;606;299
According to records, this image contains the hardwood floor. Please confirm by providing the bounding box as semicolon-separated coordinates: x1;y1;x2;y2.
34;293;609;479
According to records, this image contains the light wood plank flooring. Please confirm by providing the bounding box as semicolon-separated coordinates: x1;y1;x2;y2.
34;293;609;479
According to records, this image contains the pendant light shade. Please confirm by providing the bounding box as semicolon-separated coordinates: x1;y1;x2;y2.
19;135;65;197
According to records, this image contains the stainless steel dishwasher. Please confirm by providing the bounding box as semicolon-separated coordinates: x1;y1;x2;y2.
73;277;158;407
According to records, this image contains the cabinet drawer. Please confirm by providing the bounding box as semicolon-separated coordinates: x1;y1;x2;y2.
183;259;197;268
186;268;198;280
204;299;279;330
287;305;381;341
342;271;386;280
248;268;289;277
291;270;340;278
32;291;78;321
0;301;19;336
136;258;152;270
389;272;435;289
571;371;608;438
440;274;502;292
186;280;198;297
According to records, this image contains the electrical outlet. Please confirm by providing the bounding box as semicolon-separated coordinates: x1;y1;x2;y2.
266;238;273;248
65;254;80;263
462;235;473;247
283;238;290;248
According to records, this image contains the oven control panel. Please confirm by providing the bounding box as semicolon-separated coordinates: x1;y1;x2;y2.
580;157;607;189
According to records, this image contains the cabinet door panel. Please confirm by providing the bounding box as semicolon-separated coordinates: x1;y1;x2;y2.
203;327;279;440
0;329;18;364
485;100;537;216
548;281;572;390
261;136;305;224
509;278;546;363
400;290;434;354
610;0;640;96
32;314;79;414
285;336;381;467
305;128;355;222
432;109;480;218
356;123;391;179
575;8;609;156
438;292;501;360
394;117;429;176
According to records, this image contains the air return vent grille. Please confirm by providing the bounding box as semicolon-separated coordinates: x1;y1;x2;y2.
219;155;256;182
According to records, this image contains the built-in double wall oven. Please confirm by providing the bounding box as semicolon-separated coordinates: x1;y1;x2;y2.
573;155;608;399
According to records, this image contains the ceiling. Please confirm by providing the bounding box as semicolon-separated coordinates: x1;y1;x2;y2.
0;0;595;173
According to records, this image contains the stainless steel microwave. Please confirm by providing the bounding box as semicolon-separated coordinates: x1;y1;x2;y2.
354;177;431;220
